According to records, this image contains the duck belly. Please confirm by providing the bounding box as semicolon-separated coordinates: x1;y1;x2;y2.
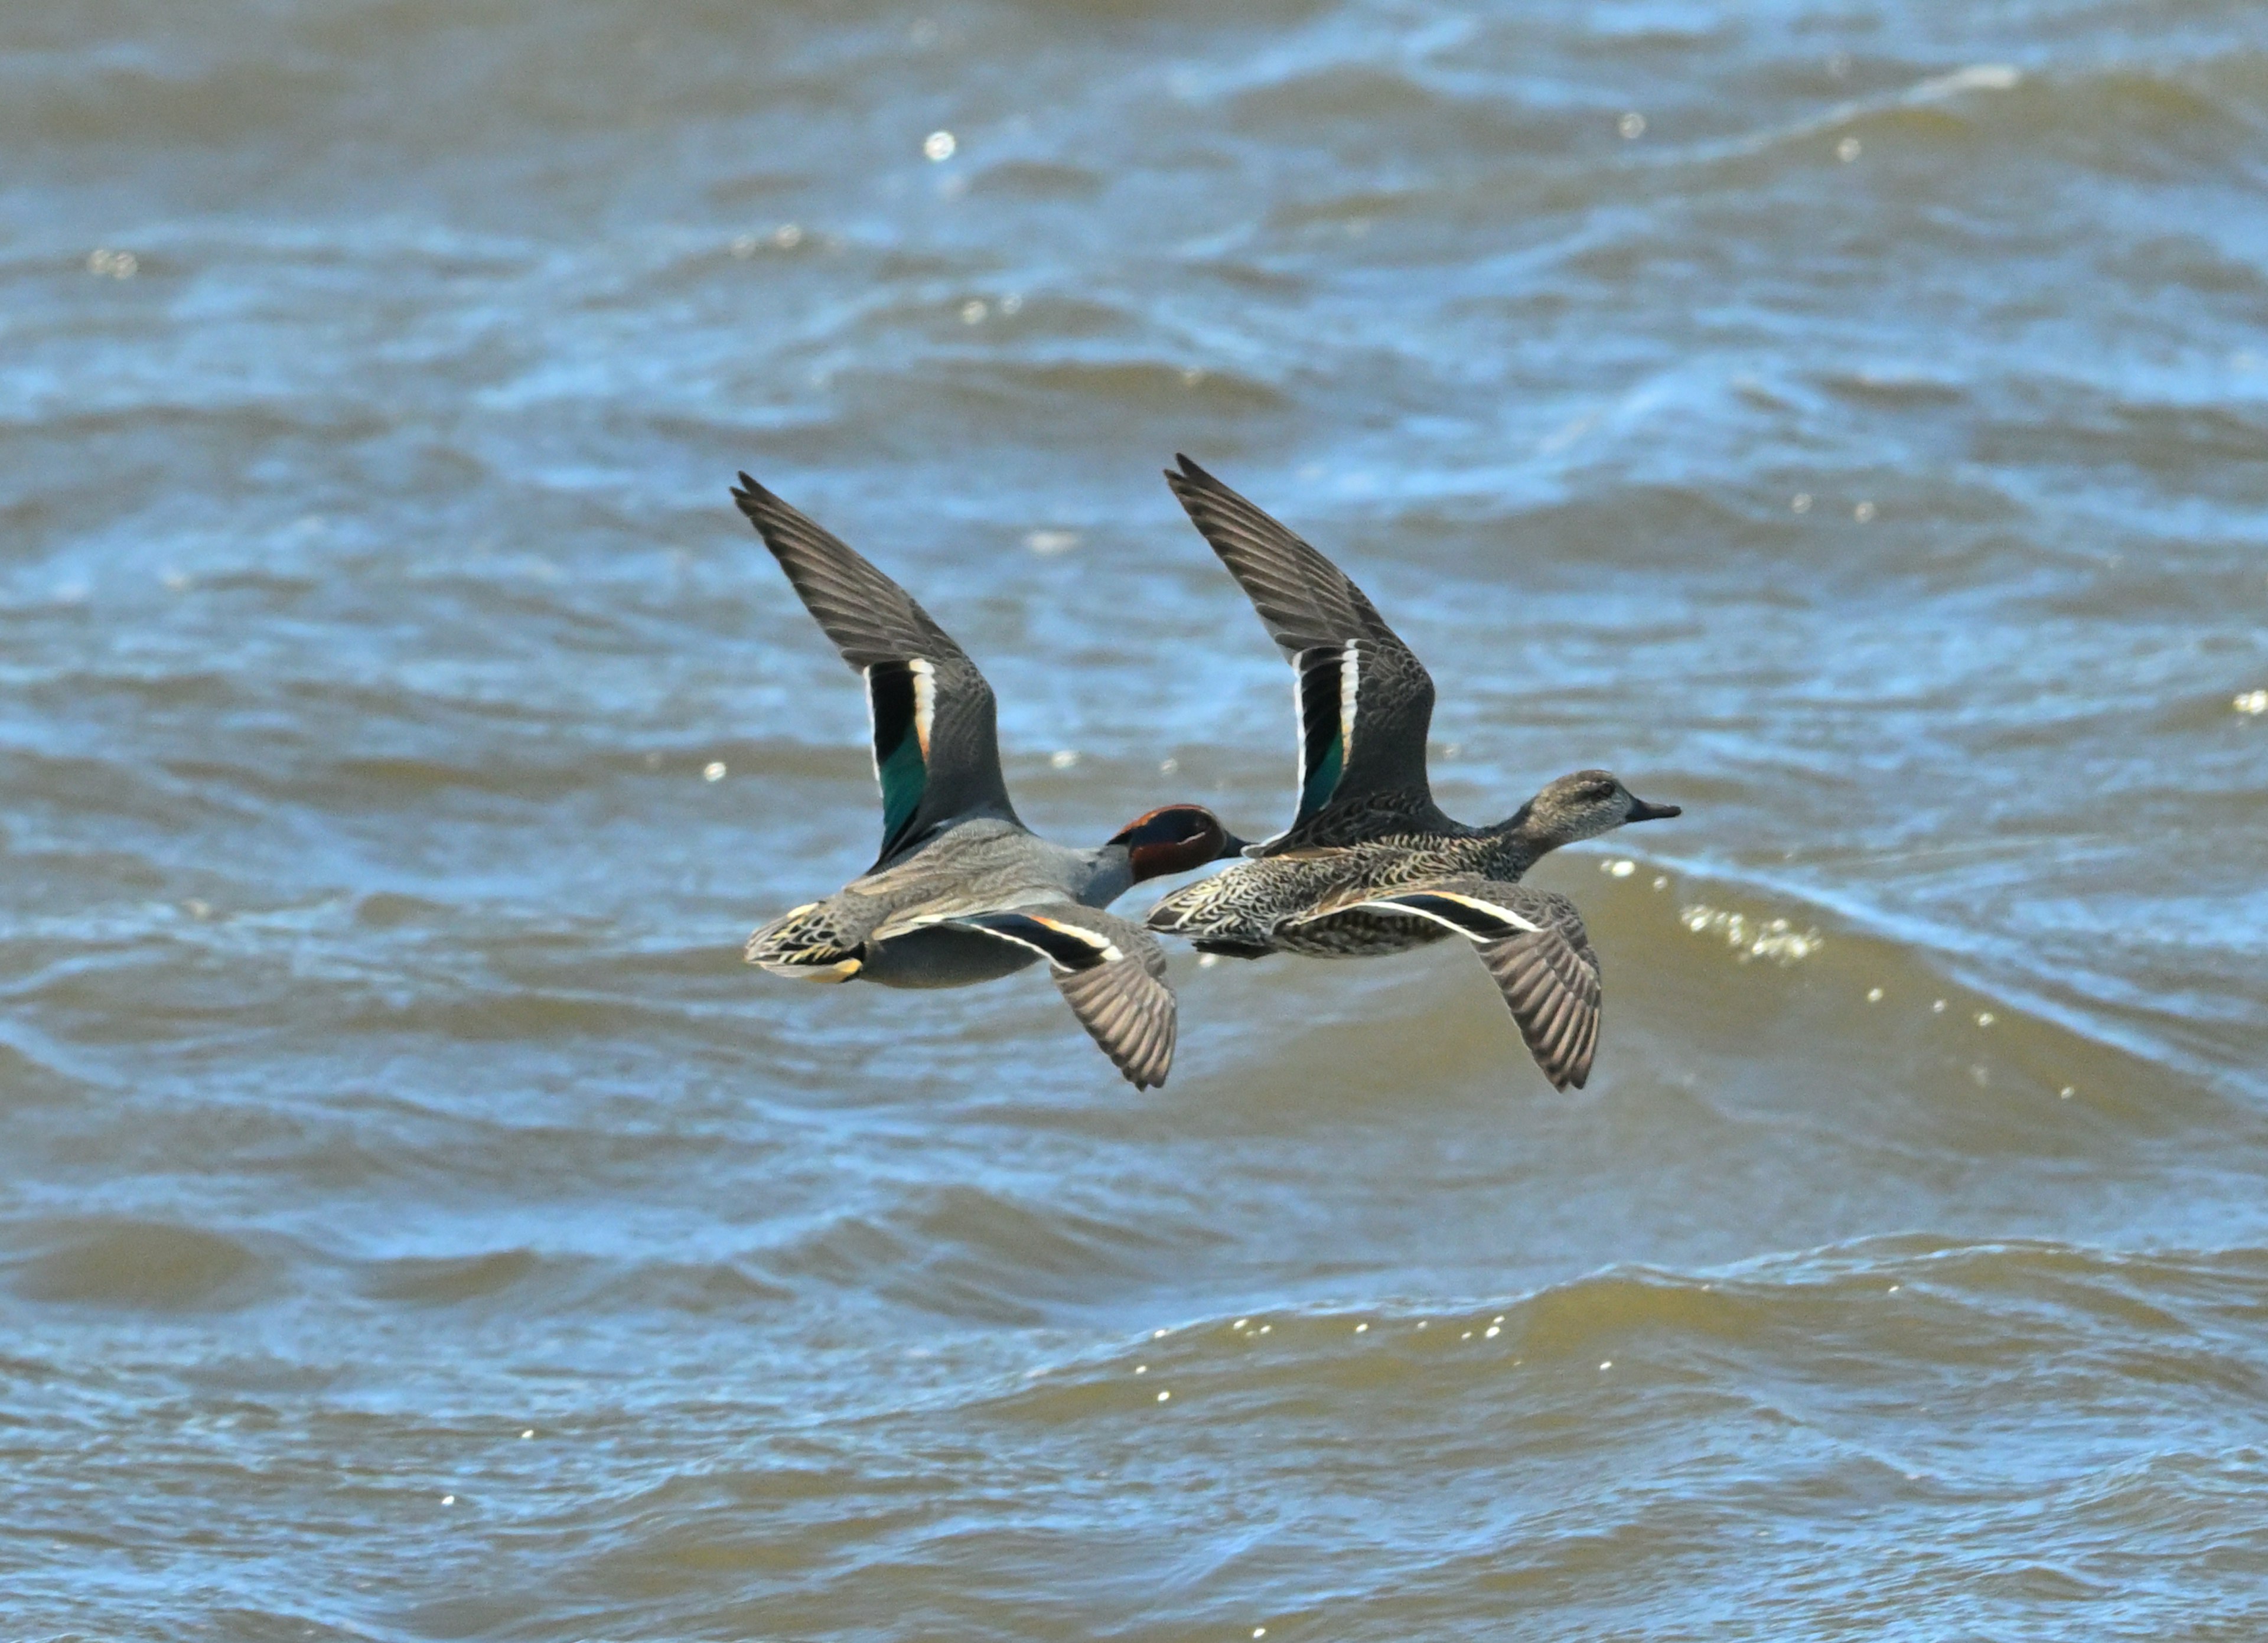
1275;908;1452;959
859;924;1042;989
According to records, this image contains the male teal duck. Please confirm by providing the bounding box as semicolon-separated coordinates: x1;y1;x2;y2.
734;474;1246;1088
1144;456;1680;1090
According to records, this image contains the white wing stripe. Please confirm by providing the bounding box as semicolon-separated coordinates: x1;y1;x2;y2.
1346;890;1545;941
1340;638;1360;777
1028;916;1123;964
910;656;936;759
863;664;884;787
1289;666;1306;811
901;911;1123;970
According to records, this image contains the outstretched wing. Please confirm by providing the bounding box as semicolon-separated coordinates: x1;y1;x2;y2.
734;474;1019;869
1295;878;1601;1090
925;904;1177;1090
1165;455;1442;849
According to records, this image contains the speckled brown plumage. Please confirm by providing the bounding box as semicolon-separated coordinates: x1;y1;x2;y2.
1150;457;1680;1089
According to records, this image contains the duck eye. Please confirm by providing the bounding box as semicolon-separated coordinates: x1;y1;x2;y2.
1153;808;1211;844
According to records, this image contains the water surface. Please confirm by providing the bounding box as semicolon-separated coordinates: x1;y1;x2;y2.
5;1;2268;1637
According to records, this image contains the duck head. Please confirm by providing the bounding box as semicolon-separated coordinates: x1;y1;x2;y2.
1508;770;1681;855
1109;805;1250;882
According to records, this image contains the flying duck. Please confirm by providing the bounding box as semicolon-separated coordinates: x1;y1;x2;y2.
734;474;1246;1088
1144;456;1680;1090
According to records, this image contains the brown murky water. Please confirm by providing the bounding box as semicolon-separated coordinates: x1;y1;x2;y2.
6;2;2268;1637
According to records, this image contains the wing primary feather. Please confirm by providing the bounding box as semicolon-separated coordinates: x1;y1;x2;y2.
1162;457;1442;846
924;907;1177;1088
1342;879;1605;1091
732;473;1019;863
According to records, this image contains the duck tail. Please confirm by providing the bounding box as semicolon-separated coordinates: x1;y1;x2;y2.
1142;878;1210;935
746;902;865;981
1143;876;1275;957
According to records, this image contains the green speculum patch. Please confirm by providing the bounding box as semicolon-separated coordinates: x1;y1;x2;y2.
875;732;927;858
1297;735;1342;826
868;660;928;860
1293;646;1351;827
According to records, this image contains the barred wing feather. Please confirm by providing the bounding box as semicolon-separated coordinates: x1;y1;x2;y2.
733;475;1018;869
926;904;1177;1090
1164;456;1440;846
1295;878;1602;1090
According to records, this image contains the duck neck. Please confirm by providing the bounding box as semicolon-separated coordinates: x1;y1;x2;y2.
1074;843;1137;909
1483;801;1560;875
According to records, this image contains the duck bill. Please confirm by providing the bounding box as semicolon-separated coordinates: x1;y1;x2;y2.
1213;829;1254;860
1624;797;1682;823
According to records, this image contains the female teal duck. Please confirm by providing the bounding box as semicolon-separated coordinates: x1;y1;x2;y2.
1144;456;1680;1090
734;474;1246;1088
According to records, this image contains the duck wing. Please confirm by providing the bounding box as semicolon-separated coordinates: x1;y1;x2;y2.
921;904;1177;1089
734;475;1019;870
1165;455;1443;850
1293;877;1601;1090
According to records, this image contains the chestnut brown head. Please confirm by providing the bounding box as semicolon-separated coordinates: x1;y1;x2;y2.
1108;805;1249;883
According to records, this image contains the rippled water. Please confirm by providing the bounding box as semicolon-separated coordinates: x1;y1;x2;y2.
6;1;2268;1636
